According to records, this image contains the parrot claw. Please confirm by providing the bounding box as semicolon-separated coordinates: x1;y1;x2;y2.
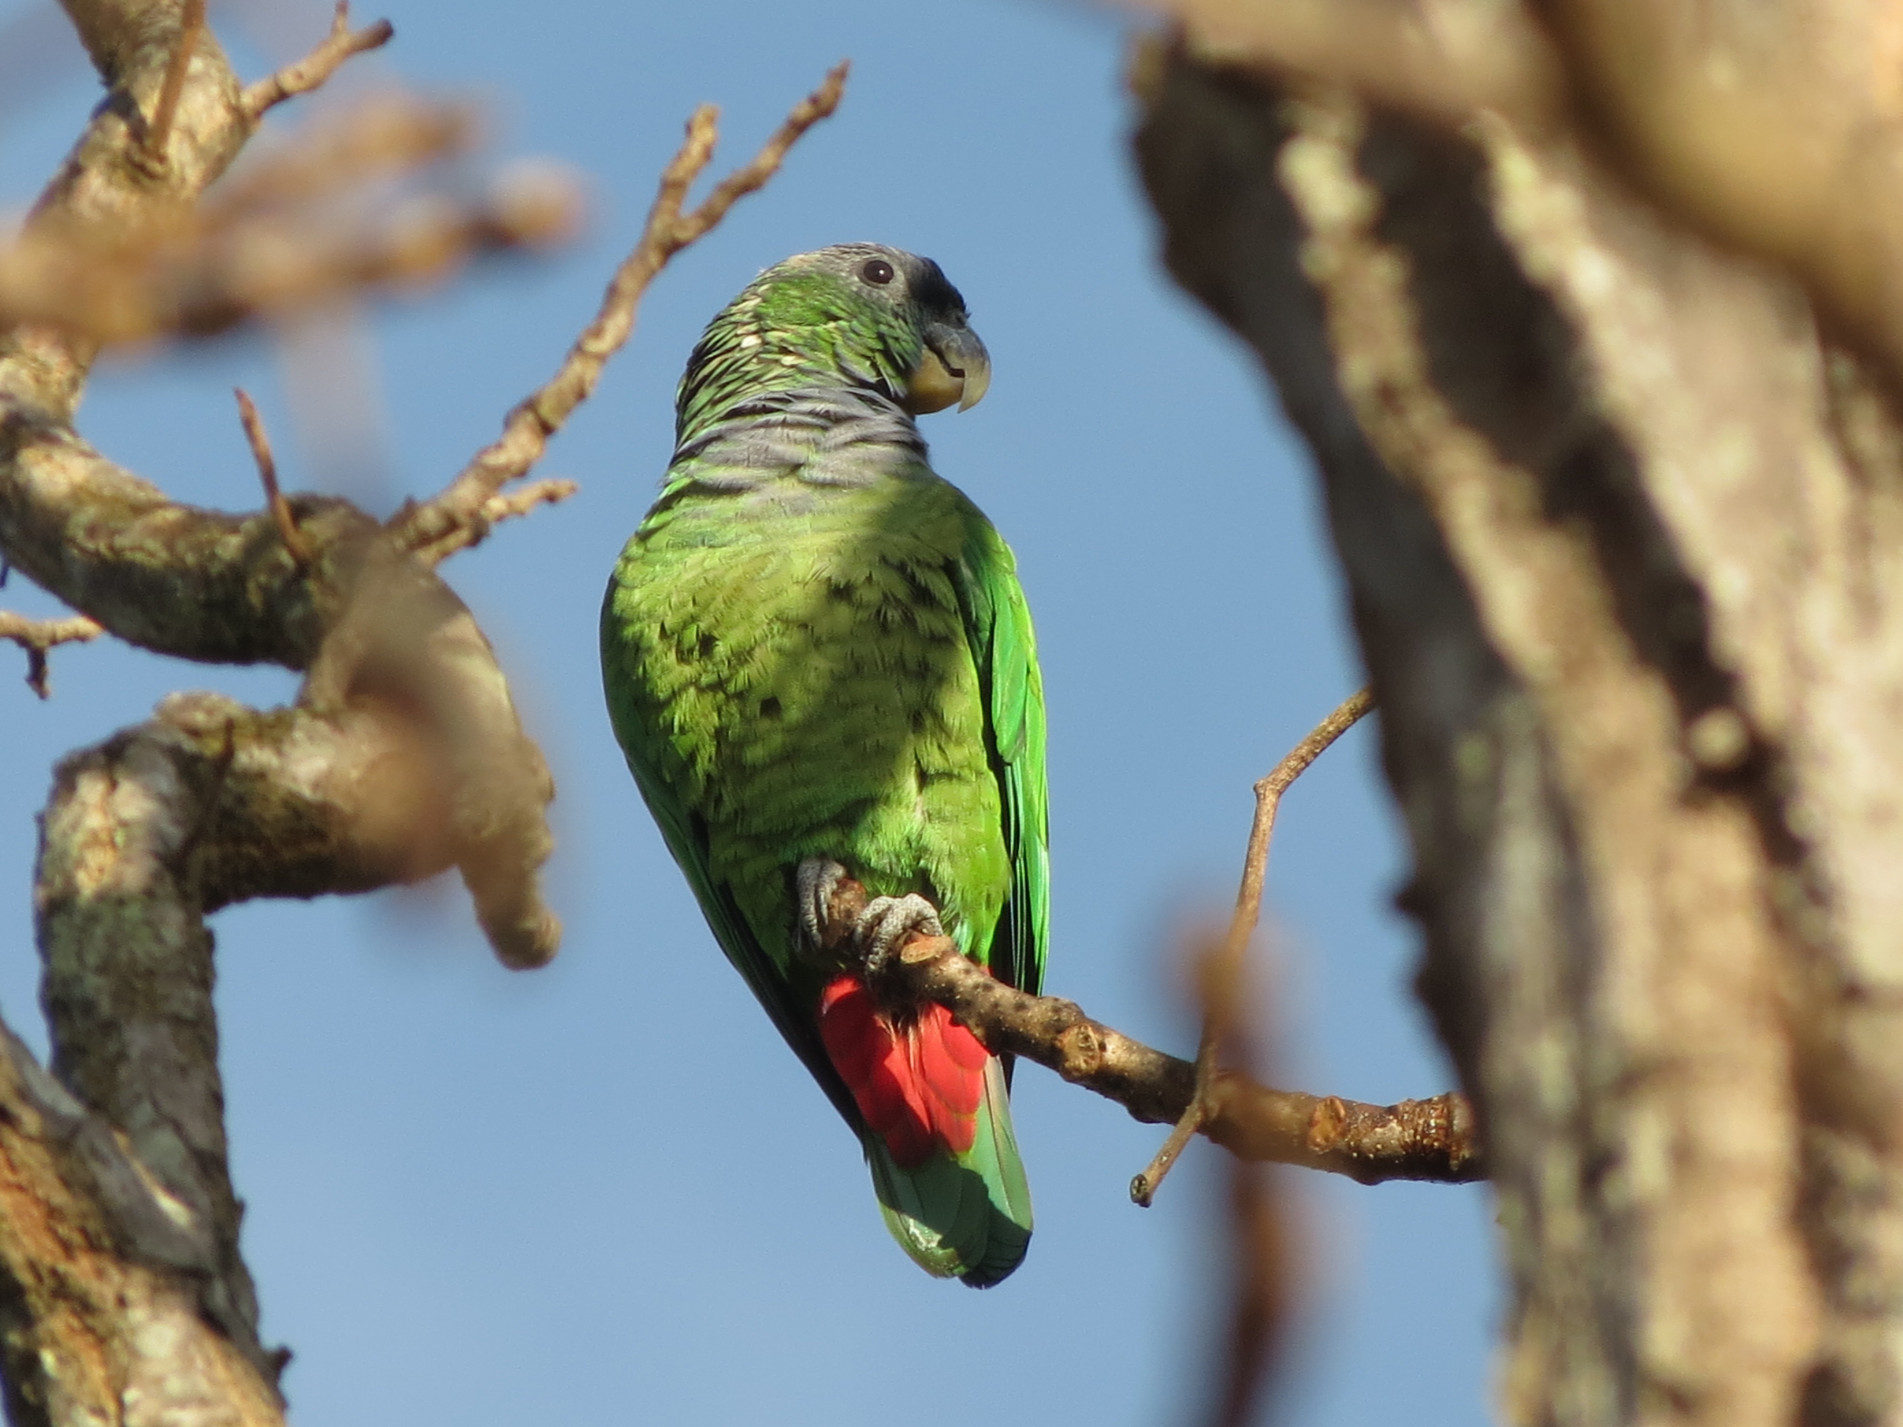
796;858;853;956
854;894;943;978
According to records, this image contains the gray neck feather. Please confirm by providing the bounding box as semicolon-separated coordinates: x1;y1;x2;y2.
668;386;928;493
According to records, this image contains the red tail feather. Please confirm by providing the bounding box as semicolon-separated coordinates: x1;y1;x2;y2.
818;974;989;1168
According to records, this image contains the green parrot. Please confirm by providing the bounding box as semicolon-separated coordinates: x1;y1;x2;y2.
600;244;1047;1287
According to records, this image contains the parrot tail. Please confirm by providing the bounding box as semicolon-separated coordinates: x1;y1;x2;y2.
818;975;1035;1286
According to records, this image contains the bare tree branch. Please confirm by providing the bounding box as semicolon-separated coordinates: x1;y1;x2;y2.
292;548;562;968
18;1;253;394
221;89;475;212
0;1022;285;1427
422;476;579;564
823;876;1479;1184
394;59;851;564
1208;1159;1292;1427
0;609;101;697
1139;1;1903;425
240;1;394;121
0;6;564;968
1200;923;1293;1427
27;685;493;1415
1;410;362;664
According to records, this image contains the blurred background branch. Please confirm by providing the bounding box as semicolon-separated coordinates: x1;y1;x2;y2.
1132;4;1903;1422
0;91;584;344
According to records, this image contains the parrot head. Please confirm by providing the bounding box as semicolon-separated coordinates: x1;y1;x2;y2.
678;243;991;429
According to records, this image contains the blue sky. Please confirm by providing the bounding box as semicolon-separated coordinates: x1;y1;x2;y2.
0;0;1495;1422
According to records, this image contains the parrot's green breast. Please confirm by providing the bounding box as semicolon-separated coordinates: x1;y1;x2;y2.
604;474;1010;1018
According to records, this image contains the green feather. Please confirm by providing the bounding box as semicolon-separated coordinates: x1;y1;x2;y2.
602;244;1047;1285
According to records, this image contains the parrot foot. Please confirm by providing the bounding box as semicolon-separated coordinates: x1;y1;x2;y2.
854;895;944;978
796;858;854;956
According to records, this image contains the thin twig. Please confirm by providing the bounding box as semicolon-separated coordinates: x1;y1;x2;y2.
241;2;395;122
392;60;850;565
1244;686;1377;915
1132;686;1376;1205
0;611;103;698
410;478;581;563
142;0;205;167
233;389;310;567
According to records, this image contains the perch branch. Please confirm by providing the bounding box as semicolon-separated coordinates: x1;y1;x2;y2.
0;610;102;697
825;878;1479;1184
241;1;394;121
1134;686;1375;1205
393;59;850;564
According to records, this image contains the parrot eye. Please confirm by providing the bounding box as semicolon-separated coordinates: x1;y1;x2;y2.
860;258;895;285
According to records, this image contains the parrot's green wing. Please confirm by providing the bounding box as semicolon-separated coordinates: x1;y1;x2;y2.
955;514;1048;1002
858;503;1046;1288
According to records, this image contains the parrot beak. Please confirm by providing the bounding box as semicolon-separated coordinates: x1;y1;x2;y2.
906;322;991;414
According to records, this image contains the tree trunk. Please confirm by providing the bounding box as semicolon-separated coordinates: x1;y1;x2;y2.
1134;23;1903;1427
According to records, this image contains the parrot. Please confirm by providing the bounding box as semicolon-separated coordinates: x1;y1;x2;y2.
600;244;1048;1287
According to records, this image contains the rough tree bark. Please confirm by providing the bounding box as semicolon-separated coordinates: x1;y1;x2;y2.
0;4;570;1422
1132;7;1903;1427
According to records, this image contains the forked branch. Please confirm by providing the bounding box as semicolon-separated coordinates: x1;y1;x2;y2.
241;1;395;121
0;610;102;697
393;60;851;564
1134;687;1377;1203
